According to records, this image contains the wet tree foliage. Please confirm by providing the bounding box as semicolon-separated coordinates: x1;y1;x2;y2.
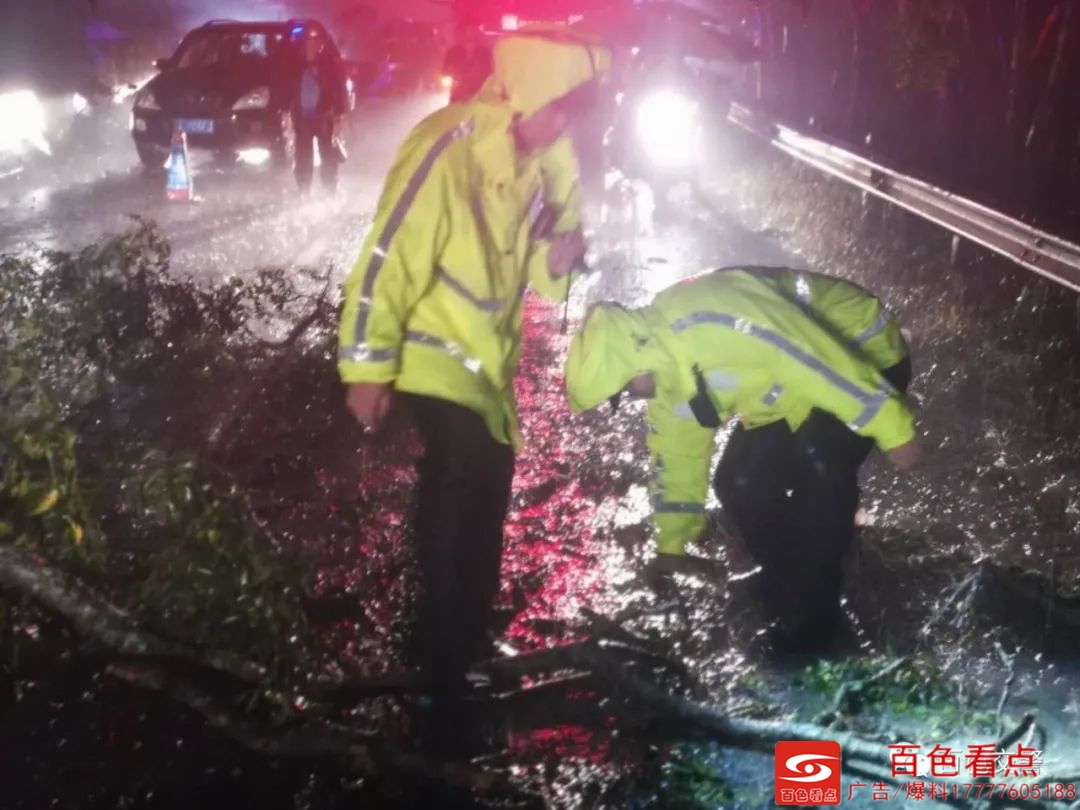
0;220;327;672
648;745;736;810
129;456;309;675
0;352;97;568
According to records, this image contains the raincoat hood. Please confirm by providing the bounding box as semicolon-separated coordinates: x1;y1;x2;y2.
566;303;668;413
487;28;611;117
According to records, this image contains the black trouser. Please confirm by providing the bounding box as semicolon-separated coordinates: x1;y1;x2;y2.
403;394;515;689
294;115;338;192
713;358;912;647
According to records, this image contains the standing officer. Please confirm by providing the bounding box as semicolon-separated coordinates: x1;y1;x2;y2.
565;266;920;653
339;30;611;701
292;26;348;194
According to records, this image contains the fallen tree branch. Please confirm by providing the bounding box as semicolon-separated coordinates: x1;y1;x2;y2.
918;571;980;642
0;548;580;799
6;545;1077;807
580;607;712;700
109;660;504;794
491;673;611;731
994;641;1018;738
477;641;616;681
310;670;423;703
571;641;891;754
571;643;1074;810
208;283;333;452
0;545;264;684
240;272;334;351
613;597;684;626
580;607;664;653
998;712;1037;752
818;656;912;726
257;293;333;351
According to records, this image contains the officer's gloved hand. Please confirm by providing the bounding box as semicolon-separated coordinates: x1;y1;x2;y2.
886;437;921;470
345;382;394;432
548;230;587;278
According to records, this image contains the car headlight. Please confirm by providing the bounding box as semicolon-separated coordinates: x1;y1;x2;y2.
634;89;701;168
0;90;49;154
233;87;270;111
134;86;160;110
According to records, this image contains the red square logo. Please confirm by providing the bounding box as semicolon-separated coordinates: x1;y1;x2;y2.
775;740;842;805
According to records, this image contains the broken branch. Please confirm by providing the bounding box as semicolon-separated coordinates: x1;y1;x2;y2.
0;545;264;684
109;660;504;793
575;643;1075;810
994;641;1018;738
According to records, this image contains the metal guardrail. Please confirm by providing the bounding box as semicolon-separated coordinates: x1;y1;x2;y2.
728;103;1080;293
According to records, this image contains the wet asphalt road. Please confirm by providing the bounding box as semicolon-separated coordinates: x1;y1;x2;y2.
4;94;1080;805
0;96;444;280
0;95;795;284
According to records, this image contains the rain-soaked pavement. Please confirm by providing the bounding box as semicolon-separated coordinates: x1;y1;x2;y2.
4;94;1080;808
0;95;444;280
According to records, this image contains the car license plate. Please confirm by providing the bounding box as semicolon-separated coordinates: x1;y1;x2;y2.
177;118;214;135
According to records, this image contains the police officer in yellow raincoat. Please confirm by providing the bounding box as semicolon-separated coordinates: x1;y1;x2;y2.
338;30;611;691
565;266;921;653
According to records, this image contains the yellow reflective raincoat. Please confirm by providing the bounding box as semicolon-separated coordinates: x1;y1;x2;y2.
565;267;916;555
339;32;610;447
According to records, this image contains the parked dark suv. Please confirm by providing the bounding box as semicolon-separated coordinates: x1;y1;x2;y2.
131;19;353;169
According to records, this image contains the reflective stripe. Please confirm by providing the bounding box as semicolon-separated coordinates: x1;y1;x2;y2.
706;369;739;390
338;345;398;364
762;384;783;406
436;266;507;312
526;187;546;237
655;501;706;514
651;454;705;514
847;382;893;431
672;312;873;405
405;329;483;374
529;187;544;221
851;309;891;347
652;454;665;501
794;272;812;307
349;119;475;351
673;402;696;420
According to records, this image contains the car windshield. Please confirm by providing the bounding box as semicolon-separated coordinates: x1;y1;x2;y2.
174;30;285;70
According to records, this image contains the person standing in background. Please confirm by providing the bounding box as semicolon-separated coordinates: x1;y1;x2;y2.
292;26;348;194
442;21;493;103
